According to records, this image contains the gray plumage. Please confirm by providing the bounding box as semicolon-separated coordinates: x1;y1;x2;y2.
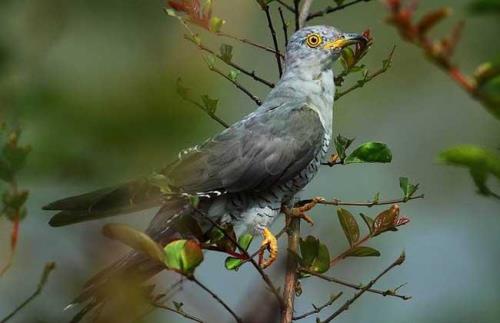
43;25;366;315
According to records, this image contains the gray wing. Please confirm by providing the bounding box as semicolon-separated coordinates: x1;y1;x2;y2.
164;102;326;194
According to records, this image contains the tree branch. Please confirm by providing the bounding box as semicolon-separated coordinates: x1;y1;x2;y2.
293;1;301;31
181;96;230;128
278;7;289;48
299;194;424;208
307;0;373;22
277;0;297;14
263;5;283;76
301;269;411;300
184;36;275;88
298;0;315;28
280;213;301;323
319;252;406;323
1;262;56;323
292;292;343;321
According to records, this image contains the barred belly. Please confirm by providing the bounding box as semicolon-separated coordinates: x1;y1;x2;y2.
209;131;331;235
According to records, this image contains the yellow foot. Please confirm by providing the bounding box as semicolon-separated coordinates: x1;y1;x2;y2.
287;197;325;225
258;228;278;269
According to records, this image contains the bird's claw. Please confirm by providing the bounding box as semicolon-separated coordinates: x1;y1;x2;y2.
288;196;325;225
258;228;278;269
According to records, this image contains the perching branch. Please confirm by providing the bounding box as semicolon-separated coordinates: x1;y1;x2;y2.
318;252;406;323
1;262;56;323
301;269;411;300
307;0;373;22
280;213;301;323
292;292;343;321
184;35;275;88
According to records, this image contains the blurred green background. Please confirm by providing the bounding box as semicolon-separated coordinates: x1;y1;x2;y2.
0;0;499;322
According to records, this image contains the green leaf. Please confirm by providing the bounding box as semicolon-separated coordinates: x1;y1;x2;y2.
209;16;225;33
345;246;381;257
102;224;164;262
468;0;500;14
345;142;392;164
228;69;240;81
224;257;244;271
224;233;254;271
334;135;354;161
438;145;500;197
2;190;29;210
219;44;233;63
474;57;500;118
337;208;360;246
201;95;219;115
399;177;420;200
164;239;204;274
147;173;172;194
359;213;374;234
299;236;330;274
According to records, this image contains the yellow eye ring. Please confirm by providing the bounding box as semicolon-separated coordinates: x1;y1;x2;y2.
306;33;323;48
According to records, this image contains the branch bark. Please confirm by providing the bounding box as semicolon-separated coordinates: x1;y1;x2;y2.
280;214;301;323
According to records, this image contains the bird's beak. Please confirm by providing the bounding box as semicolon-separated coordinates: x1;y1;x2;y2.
323;33;367;50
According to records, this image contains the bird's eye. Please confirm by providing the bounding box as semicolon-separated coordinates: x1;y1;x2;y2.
306;33;322;48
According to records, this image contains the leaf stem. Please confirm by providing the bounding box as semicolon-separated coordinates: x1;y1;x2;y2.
217;32;284;58
151;302;204;323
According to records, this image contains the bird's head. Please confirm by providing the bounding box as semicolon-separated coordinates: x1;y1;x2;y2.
285;25;367;72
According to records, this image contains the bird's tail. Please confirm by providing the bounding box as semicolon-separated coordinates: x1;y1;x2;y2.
44;179;164;227
67;198;200;322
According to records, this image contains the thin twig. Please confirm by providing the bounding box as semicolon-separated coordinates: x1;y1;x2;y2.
210;67;263;105
263;5;283;76
280;214;301;323
183;96;230;128
277;0;297;13
278;7;289;48
293;0;301;31
299;194;424;208
217;32;284;58
307;0;373;21
319;252;406;323
292;292;343;321
151;302;204;323
191;208;284;308
335;46;396;100
190;276;242;323
301;269;411;300
1;262;56;323
184;35;275;88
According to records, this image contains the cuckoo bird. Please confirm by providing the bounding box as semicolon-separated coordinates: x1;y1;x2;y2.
44;25;366;309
